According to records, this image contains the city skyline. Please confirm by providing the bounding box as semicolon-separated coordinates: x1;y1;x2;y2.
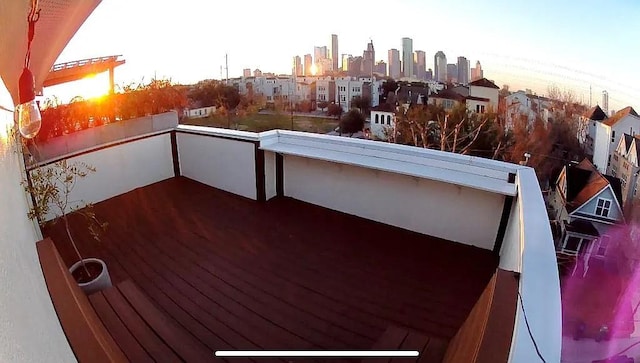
44;0;639;111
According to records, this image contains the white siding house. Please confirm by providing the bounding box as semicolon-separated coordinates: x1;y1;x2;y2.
591;107;640;173
370;109;395;140
468;78;499;111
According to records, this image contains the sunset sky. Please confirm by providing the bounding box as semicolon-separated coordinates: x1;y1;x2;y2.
45;0;639;111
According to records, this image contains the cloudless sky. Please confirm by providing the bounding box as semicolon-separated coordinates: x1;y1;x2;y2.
45;0;640;111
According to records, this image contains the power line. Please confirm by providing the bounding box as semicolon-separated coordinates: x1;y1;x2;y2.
517;291;547;363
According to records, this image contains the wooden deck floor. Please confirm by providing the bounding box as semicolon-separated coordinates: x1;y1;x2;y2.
44;176;497;356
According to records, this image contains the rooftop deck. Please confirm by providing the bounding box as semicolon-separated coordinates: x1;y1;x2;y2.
44;176;497;355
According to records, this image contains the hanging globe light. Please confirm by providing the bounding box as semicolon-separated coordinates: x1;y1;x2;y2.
17;67;41;139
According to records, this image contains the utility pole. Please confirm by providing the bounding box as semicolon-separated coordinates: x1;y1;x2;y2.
225;54;229;85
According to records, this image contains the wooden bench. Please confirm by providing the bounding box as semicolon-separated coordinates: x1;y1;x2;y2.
362;325;448;363
37;238;128;363
37;238;213;362
88;279;213;362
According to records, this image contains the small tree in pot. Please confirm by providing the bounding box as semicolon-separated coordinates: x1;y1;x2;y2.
23;159;110;294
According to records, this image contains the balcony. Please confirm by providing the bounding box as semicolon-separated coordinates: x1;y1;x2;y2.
7;113;562;362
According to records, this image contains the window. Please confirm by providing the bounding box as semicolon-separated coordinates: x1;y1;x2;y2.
595;198;612;217
612;167;617;177
596;236;610;257
614;154;619;161
621;178;626;189
375;114;379;123
612;130;616;143
387;115;391;124
340;95;346;102
475;104;485;113
563;236;584;255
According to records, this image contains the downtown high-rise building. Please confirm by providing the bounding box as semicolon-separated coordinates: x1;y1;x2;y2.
457;56;470;85
293;56;303;76
447;63;458;83
314;46;327;64
341;54;352;71
330;34;339;72
303;54;313;76
434;51;447;83
388;49;401;79
362;40;375;76
402;37;413;78
602;90;609;115
243;68;251;78
414;50;426;80
375;61;387;76
471;61;483;81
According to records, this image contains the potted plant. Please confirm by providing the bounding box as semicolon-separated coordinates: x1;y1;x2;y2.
23;159;110;295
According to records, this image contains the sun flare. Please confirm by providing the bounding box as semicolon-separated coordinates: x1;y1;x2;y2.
310;63;318;76
76;73;110;100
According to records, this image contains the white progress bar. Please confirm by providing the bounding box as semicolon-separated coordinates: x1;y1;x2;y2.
215;351;419;358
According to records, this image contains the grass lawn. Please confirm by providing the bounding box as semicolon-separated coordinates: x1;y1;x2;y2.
181;112;339;134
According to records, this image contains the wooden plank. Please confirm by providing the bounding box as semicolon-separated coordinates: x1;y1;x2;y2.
36;238;128;363
117;279;214;362
102;285;182;362
390;330;431;363
362;325;409;363
89;291;154;363
419;337;448;363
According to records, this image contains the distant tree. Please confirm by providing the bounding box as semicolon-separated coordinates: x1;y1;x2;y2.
327;103;343;119
382;78;399;97
298;100;312;113
339;109;365;136
317;101;329;111
352;95;372;114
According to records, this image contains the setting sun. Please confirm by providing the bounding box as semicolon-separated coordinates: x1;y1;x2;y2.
310;63;317;76
76;73;110;100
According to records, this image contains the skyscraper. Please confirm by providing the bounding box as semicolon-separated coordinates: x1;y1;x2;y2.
293;56;302;76
388;49;401;79
602;90;609;115
331;34;339;72
434;51;447;83
314;46;327;64
303;54;313;76
457;56;470;85
471;61;483;81
341;54;352;71
415;50;426;80
446;64;458;83
362;40;375;76
243;68;251;78
402;38;413;78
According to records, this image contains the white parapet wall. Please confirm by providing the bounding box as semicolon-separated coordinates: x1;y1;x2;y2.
30;111;179;163
176;126;259;200
283;154;504;249
503;168;562;363
30;132;175;222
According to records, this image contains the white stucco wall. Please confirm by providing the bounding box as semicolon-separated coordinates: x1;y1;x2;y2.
504;168;561;363
0;89;76;361
469;85;498;110
177;132;257;200
283;155;504;249
264;151;277;200
32;133;175;221
593;123;611;173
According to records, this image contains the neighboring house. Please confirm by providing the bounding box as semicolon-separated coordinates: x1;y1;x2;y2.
609;133;640;209
185;106;216;118
505;91;553;129
577;105;608;157
549;159;624;276
468;78;499;111
579;106;640;174
428;88;465;111
370;107;396;140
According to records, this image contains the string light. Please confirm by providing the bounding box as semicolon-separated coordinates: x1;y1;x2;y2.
17;1;41;139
